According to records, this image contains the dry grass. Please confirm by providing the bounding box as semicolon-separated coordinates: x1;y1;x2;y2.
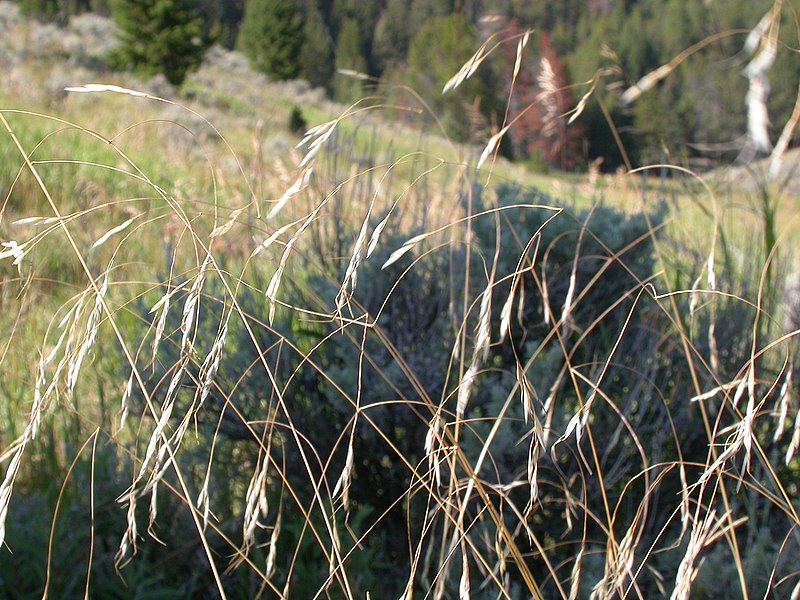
2;3;800;598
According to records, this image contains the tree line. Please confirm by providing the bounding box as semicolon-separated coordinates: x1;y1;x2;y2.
13;0;799;170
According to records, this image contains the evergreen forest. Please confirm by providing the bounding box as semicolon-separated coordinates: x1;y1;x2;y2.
12;0;800;170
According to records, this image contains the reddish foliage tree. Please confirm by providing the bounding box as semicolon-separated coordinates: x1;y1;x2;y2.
528;31;585;170
494;18;538;159
493;22;584;170
589;0;612;17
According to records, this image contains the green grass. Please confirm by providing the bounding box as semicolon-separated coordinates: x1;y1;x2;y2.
2;8;800;600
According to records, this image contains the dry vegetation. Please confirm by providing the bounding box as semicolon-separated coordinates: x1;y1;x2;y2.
1;2;800;599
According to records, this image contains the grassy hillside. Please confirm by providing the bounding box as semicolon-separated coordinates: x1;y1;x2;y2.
1;3;800;599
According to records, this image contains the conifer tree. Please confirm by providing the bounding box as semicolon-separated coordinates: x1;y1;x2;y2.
372;2;411;71
300;5;334;90
408;0;453;32
197;0;245;48
110;0;207;86
406;14;486;141
330;0;381;74
18;0;95;22
333;18;367;103
237;0;304;80
19;0;63;22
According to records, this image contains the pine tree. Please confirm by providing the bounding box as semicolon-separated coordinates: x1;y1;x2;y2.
110;0;207;86
18;0;95;22
19;0;63;22
237;0;304;80
197;0;245;48
333;18;367;103
408;0;453;32
300;5;334;90
406;14;486;142
372;2;412;71
330;0;381;74
89;0;109;15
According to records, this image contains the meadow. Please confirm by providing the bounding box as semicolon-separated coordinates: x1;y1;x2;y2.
1;3;800;598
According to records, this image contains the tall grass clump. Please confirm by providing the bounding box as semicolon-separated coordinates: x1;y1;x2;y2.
2;2;800;598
